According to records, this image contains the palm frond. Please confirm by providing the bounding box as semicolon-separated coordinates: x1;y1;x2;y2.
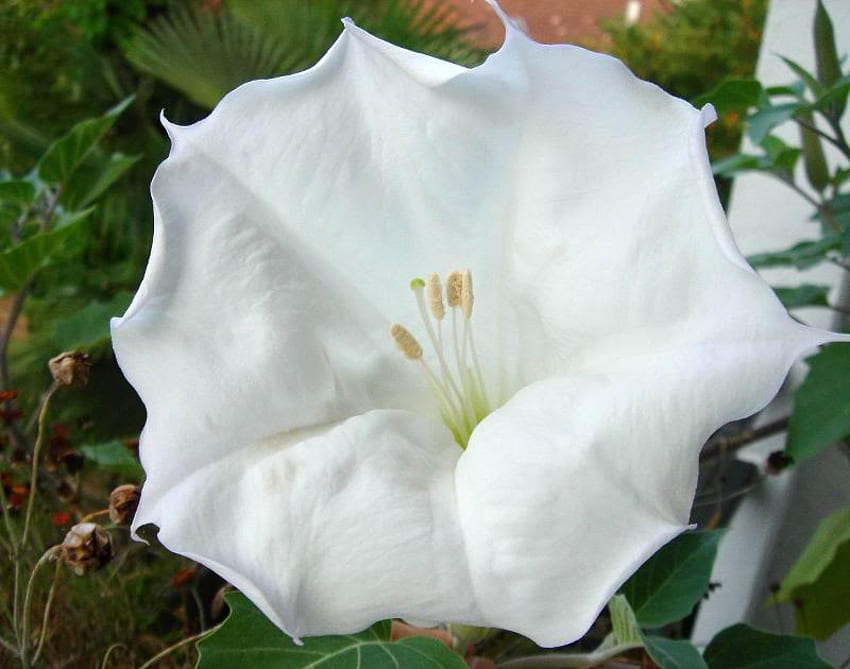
124;0;486;111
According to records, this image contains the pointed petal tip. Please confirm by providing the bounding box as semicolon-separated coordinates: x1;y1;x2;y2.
700;103;718;127
340;16;354;28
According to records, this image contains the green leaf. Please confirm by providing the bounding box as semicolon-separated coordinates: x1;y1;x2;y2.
54;292;133;351
0;210;91;291
703;624;829;668
643;635;706;669
197;592;466;668
775;506;850;640
0;180;37;226
772;284;831;309
712;153;763;176
779;57;824;98
747;103;801;144
37;97;133;185
620;530;723;627
760;135;801;171
787;344;850;461
797;109;829;192
694;79;762;113
747;236;841;270
62;153;141;210
80;440;143;479
814;0;845;120
0;180;36;209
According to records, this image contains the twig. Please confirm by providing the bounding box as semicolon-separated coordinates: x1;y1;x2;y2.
700;417;789;460
693;476;766;508
32;557;62;664
794;118;847;154
19;546;60;668
20;381;59;549
137;624;222;669
0;278;34;401
0;634;19;656
100;643;128;669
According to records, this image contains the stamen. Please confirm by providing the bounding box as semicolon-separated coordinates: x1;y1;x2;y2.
427;273;445;321
389;268;496;447
446;271;462;308
390;323;422;360
461;269;474;320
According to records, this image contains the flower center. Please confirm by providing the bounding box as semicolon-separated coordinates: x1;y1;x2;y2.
390;270;492;448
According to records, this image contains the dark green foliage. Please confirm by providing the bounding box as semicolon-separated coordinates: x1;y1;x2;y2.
787;344;850;462
620;531;723;628
643;635;707;669
703;624;830;668
197;592;466;668
125;0;486;110
601;0;767;161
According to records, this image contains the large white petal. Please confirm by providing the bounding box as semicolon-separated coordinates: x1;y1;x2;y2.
140;410;481;640
457;319;834;647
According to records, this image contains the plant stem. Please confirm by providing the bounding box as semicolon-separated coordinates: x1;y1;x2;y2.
137;624;222;669
700;416;790;460
19;546;59;668
20;381;58;550
32;557;62;664
0;279;34;400
795;117;848;155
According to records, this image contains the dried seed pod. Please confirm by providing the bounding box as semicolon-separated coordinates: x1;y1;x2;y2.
61;522;113;575
108;484;141;525
48;352;91;389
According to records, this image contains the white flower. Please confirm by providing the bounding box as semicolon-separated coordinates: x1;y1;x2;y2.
111;4;846;648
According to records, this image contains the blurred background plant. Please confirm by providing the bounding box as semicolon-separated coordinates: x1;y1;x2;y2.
6;0;847;666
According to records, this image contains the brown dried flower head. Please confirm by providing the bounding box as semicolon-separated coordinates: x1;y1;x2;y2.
48;352;91;389
108;484;141;525
61;522;113;575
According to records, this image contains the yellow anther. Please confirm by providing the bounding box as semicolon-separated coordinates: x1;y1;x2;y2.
390;323;423;360
446;271;462;308
461;269;474;319
427;273;445;321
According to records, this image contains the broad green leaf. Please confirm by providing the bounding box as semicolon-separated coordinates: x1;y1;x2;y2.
80;441;143;479
643;635;706;669
62;153;141;210
0;180;36;208
54;292;133;350
703;624;829;668
760;135;801;171
0;210;91;291
747;236;841;270
197;592;466;668
0;180;37;227
787;344;850;461
37;97;133;185
694;79;762;113
772;284;831;309
620;530;723;627
776;506;850;640
747;103;801;144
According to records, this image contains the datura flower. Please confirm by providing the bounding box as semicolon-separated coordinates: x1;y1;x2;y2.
112;3;847;648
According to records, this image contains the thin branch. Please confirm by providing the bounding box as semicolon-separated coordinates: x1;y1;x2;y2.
700;416;789;460
794;117;848;154
20;381;58;549
137;624;222;669
0;278;34;397
32;558;62;664
19;546;60;668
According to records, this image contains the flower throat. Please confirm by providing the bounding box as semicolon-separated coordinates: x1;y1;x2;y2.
390;270;491;448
